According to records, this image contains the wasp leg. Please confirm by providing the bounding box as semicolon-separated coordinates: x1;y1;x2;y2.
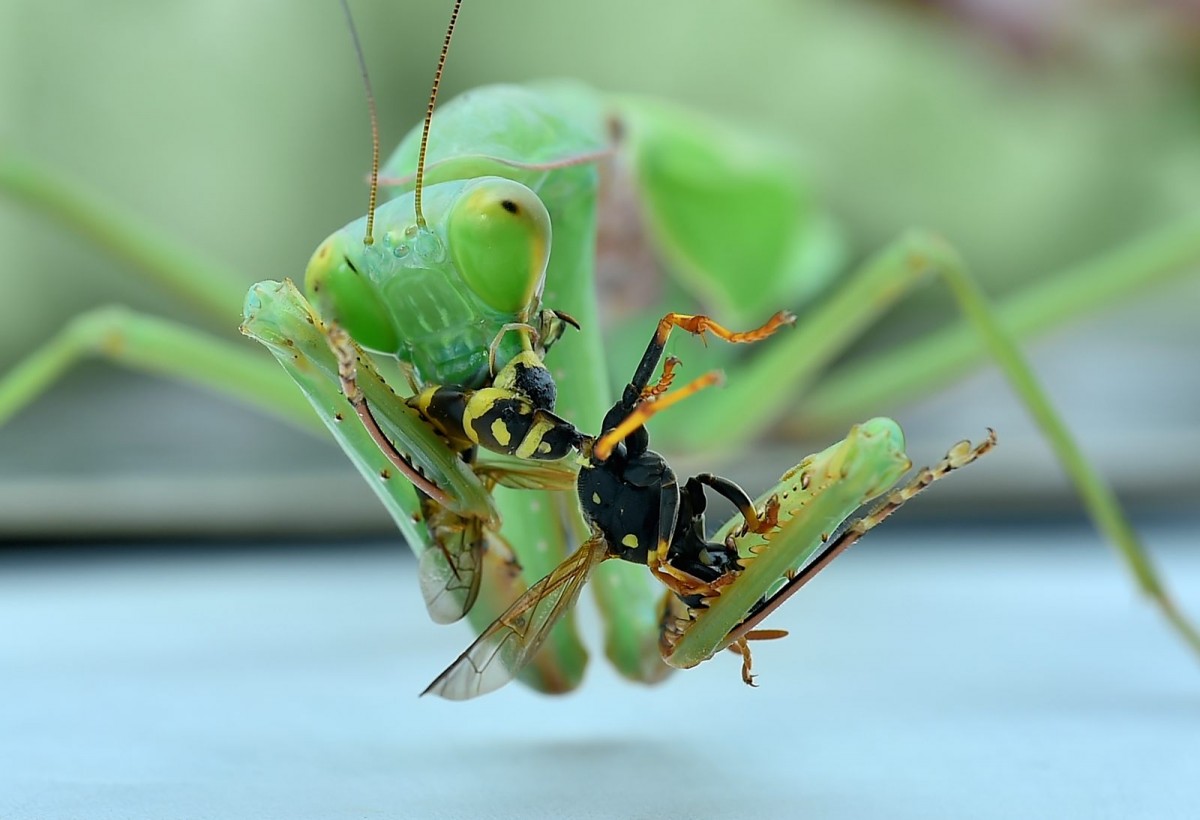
727;638;755;686
624;310;796;403
662;476;744;592
645;464;720;601
486;322;538;377
727;630;789;686
691;472;781;536
639;356;682;400
647;463;682;565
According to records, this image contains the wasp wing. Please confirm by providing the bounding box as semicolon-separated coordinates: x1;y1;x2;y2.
474;458;579;491
418;524;483;624
422;532;609;700
419;517;525;625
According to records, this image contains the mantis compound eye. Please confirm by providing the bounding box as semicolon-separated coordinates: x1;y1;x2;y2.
448;178;551;317
303;235;401;354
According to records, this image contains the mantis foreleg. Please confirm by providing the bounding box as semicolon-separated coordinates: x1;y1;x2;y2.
667;231;1200;657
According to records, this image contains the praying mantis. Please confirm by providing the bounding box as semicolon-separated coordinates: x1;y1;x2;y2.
2;0;1198;693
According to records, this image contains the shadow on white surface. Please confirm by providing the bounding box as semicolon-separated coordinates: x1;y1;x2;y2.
1;524;1197;819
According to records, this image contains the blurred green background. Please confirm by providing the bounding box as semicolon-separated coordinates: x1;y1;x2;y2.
1;0;1198;537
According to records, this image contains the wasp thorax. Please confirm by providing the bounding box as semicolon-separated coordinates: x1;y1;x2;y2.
494;350;557;411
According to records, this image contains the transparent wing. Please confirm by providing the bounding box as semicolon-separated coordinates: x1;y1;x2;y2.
418;536;482;625
420;520;524;624
418;499;488;624
474;458;579;491
422;532;609;700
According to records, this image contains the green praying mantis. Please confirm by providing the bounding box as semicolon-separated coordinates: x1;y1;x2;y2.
1;1;1198;694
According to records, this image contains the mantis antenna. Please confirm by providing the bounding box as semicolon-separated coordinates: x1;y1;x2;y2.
338;0;381;246
415;0;465;229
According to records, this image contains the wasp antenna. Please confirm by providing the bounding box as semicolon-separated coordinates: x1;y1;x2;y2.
415;0;464;229
339;0;380;246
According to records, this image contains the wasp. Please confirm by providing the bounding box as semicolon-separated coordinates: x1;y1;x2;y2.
422;311;994;699
423;310;808;699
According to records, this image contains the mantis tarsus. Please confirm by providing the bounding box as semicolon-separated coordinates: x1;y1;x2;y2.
2;1;1198;692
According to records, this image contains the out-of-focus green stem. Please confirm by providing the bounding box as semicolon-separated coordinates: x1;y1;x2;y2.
0;149;247;325
802;214;1200;428
916;233;1200;659
671;223;1200;659
0;304;319;433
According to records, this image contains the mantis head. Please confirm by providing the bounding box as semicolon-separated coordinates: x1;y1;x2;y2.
307;0;555;388
304;176;552;387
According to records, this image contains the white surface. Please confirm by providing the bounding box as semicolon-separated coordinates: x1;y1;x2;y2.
2;527;1198;819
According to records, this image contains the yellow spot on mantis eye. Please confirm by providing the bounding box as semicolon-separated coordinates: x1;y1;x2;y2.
621;534;639;549
592;492;601;504
490;419;512;448
537;441;551;455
